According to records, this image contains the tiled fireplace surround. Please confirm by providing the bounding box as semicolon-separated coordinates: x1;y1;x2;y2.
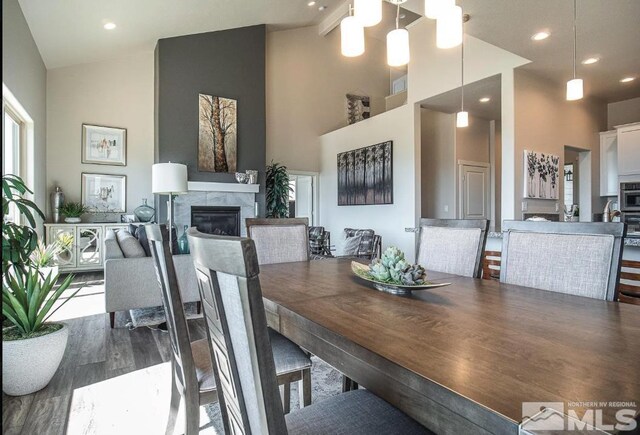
172;182;258;237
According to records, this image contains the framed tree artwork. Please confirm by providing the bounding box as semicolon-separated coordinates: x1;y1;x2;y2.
198;94;237;173
524;150;560;200
337;141;393;206
82;124;127;166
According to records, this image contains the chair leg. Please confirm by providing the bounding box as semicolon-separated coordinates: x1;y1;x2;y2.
299;368;311;408
109;312;115;329
280;383;291;414
166;377;181;435
184;395;200;435
341;375;358;392
196;301;202;314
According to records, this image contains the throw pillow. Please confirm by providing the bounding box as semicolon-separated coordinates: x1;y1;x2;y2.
343;235;363;256
134;225;152;257
104;229;124;259
116;230;147;258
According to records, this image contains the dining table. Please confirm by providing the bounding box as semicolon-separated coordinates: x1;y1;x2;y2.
259;258;640;435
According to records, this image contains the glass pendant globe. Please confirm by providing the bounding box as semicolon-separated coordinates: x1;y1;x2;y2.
456;111;469;128
341;16;365;57
425;0;455;19
566;78;583;101
436;5;463;49
354;0;382;27
387;28;410;67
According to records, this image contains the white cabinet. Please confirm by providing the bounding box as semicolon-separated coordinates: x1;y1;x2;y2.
600;130;618;196
45;223;128;272
617;122;640;177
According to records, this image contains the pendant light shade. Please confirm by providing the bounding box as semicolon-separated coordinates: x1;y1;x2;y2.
566;78;583;101
425;0;455;19
456;111;469;128
354;0;382;27
387;28;410;67
341;15;365;57
436;5;463;49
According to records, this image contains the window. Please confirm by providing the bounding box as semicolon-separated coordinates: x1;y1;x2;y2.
3;106;22;177
3;86;30;224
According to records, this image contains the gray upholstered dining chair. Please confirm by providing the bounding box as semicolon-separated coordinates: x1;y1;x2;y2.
500;221;626;301
187;228;431;435
147;225;313;434
246;218;310;264
416;218;489;278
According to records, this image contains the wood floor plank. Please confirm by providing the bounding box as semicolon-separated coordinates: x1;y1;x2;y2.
1;393;34;429
20;395;70;435
129;325;164;370
76;314;106;366
72;361;107;391
105;315;135;371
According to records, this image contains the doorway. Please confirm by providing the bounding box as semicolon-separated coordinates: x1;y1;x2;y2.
287;171;318;225
564;146;592;222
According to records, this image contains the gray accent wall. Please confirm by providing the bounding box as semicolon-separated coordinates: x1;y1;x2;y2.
155;25;266;221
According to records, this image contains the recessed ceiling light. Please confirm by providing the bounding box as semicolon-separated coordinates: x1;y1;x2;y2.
620;77;635;83
531;31;550;41
307;1;316;6
581;57;599;65
479;97;491;103
318;5;327;11
103;22;116;30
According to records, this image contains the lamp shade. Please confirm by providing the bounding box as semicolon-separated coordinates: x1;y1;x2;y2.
566;78;583;101
425;0;455;20
436;5;462;49
387;28;410;67
456;111;469;128
354;0;382;27
152;163;188;194
341;15;365;57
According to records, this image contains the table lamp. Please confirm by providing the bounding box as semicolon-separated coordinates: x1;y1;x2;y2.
152;163;188;253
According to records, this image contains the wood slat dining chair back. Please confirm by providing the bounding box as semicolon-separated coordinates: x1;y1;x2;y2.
417;218;489;278
501;221;626;301
482;251;501;281
619;260;640;305
246;218;309;265
146;225;200;403
187;228;287;434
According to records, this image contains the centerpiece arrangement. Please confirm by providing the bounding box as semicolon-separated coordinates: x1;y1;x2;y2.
352;247;450;295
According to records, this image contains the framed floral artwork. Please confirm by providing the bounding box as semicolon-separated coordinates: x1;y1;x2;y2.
81;173;126;213
82;124;127;166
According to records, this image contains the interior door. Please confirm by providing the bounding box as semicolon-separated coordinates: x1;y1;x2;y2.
459;164;490;220
295;175;314;225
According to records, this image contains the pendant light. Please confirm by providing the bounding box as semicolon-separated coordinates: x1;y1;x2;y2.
341;5;365;57
387;4;410;66
437;5;463;49
566;0;583;100
425;0;455;20
354;0;382;27
456;21;468;128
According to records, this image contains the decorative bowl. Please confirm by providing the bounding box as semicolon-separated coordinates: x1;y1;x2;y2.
235;172;250;184
351;261;450;295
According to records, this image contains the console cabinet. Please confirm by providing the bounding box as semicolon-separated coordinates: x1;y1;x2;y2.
45;223;128;272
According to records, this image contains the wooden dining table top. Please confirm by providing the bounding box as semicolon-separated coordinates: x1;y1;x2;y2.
258;258;640;432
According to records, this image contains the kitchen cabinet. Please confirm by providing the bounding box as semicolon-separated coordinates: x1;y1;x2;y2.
617;122;640;177
45;223;128;272
600;130;618;196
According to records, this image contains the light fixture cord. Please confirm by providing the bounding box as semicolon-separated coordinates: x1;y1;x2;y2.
573;0;577;79
461;14;465;111
396;3;400;29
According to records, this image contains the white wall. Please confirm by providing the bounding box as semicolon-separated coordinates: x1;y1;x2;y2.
266;26;390;172
46;53;154;217
320;105;418;258
2;0;47;217
607;97;640;129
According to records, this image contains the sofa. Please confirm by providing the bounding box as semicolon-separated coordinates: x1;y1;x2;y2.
104;226;200;328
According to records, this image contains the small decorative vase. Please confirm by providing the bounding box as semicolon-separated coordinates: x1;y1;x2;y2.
178;225;190;254
134;198;155;223
50;187;65;223
246;170;258;184
64;217;81;224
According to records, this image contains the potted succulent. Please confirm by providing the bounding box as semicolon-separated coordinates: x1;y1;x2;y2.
59;201;88;223
30;240;62;281
265;161;292;218
2;175;78;396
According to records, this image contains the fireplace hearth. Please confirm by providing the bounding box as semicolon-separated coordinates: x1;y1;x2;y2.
191;206;241;237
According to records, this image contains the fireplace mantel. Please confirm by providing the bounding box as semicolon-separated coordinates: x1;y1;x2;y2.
187;181;259;194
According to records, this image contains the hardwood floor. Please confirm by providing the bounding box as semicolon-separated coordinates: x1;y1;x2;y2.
1;272;211;435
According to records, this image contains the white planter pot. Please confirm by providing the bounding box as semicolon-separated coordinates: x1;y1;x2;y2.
65;217;81;223
2;323;69;396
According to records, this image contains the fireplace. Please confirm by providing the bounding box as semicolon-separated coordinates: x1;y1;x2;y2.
191;206;241;236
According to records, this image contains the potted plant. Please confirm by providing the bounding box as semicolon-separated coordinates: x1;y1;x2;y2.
59;201;88;223
265;161;292;218
30;240;62;281
2;175;78;396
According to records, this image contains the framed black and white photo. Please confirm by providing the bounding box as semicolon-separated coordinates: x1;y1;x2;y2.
82;124;127;166
337;141;393;206
524;150;560;200
81;173;126;213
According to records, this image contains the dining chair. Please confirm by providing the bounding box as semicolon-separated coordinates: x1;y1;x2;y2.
501;221;626;301
482;251;501;281
246;218;310;264
245;217;313;410
416;218;489;278
187;228;431;435
147;226;314;434
618;259;640;305
343;227;382;259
